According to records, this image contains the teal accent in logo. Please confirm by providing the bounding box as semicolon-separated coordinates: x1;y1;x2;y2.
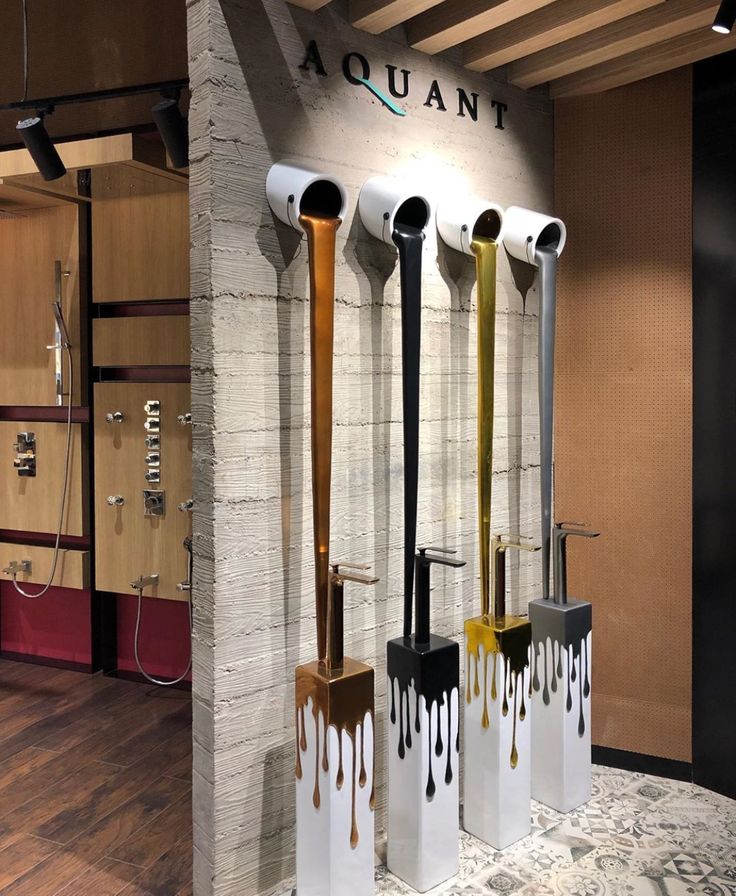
355;75;407;117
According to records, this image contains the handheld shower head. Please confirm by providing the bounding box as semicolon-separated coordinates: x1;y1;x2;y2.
52;301;71;349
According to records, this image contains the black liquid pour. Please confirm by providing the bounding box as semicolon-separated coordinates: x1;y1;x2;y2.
393;223;425;641
532;635;590;736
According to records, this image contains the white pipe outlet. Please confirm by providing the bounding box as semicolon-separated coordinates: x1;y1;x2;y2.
436;196;504;256
358;175;432;245
266;160;348;234
503;206;566;266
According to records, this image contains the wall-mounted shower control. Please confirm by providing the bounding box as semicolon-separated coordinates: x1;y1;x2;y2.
178;499;193;513
145;453;160;467
144;470;161;484
144;400;160;416
2;559;32;576
143;489;165;517
144;417;160;433
106;495;125;507
177;413;192;425
106;411;124;424
145;435;160;450
13;432;37;477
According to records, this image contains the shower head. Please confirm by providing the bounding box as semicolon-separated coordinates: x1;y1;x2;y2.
52;301;71;349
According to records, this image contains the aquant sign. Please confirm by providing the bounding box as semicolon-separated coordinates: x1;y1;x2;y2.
300;41;509;130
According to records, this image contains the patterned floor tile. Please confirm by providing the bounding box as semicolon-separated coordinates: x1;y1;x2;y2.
365;768;734;895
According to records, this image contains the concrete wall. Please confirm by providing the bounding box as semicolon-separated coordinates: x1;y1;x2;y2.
187;2;555;893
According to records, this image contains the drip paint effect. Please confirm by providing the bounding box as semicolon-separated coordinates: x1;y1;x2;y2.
387;634;459;803
465;616;531;769
295;660;374;850
532;633;591;737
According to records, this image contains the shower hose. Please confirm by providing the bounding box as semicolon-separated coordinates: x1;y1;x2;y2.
133;537;193;687
11;342;73;599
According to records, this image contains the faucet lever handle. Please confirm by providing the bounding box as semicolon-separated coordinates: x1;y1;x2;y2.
417;546;466;568
492;533;540;553
130;574;159;592
330;561;379;586
555;521;600;539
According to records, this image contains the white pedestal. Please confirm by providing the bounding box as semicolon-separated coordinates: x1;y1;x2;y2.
296;703;374;896
386;676;459;892
530;598;592;814
463;629;532;850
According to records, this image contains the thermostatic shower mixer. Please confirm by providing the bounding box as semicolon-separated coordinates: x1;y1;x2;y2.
106;411;124;424
13;432;36;477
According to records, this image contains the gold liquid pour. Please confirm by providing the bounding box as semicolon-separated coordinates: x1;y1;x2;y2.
299;213;341;666
471;238;498;619
313;713;321;809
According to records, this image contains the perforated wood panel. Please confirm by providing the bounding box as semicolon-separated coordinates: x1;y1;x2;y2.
91;166;189;303
0;421;87;536
0;204;82;406
554;68;692;762
93;382;192;601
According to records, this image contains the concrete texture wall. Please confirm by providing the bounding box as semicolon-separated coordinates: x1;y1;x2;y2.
187;2;554;893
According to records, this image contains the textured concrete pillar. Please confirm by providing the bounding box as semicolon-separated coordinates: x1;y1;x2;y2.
187;2;554;893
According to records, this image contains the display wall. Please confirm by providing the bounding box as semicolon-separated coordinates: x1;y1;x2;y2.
554;68;693;764
187;1;555;893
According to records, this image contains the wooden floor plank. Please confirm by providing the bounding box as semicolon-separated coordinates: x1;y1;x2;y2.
109;786;192;868
116;834;193;896
35;730;192;845
0;775;188;896
0;834;59;889
52;856;142;896
0;761;118;845
0;662;192;896
99;701;191;767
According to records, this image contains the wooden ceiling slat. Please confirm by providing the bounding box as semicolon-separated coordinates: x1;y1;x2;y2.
510;0;718;88
551;27;736;97
463;0;665;72
286;0;334;9
407;0;558;55
350;0;446;33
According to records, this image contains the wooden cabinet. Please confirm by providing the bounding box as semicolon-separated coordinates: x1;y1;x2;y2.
94;382;192;601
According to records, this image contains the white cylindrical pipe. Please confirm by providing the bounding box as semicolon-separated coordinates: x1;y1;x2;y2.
437;196;504;256
503;206;566;266
266;160;348;234
358;175;431;245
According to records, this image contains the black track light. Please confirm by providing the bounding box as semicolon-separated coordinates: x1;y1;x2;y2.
16;111;66;181
713;0;736;33
152;96;188;169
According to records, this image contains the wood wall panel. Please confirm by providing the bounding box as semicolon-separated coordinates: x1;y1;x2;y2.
93;382;192;601
91;166;189;303
0;205;82;406
0;544;90;591
554;69;692;761
0;422;87;536
93;316;190;367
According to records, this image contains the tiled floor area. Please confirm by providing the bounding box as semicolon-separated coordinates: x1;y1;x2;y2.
375;767;736;895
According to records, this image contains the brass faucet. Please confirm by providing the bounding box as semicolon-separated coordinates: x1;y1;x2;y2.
490;535;540;618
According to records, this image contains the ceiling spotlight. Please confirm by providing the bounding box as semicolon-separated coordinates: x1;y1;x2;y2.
712;0;736;33
16;111;66;181
152;95;188;169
